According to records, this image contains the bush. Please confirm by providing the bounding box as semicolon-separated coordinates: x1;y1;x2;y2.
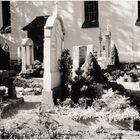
68;89;139;123
58;49;72;99
71;52;108;103
20;60;44;78
108;82;126;92
71;68;86;103
103;68;125;81
81;52;108;84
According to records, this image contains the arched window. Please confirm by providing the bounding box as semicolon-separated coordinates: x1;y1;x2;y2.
0;1;11;33
82;1;99;28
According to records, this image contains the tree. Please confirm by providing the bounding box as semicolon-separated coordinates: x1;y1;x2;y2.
58;49;72;100
81;52;108;84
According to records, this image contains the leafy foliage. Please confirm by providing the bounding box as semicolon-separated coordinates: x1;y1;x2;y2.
71;68;86;103
81;52;108;84
71;52;108;103
58;49;72;99
20;60;44;78
67;89;139;123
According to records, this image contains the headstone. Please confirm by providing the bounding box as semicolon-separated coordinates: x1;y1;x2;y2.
42;16;65;110
73;46;87;77
105;25;111;58
98;25;112;69
21;38;34;72
87;44;94;56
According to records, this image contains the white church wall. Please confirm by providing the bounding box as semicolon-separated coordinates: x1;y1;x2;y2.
0;1;140;63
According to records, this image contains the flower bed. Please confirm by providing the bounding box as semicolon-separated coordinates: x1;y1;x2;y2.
14;77;43;95
51;89;139;131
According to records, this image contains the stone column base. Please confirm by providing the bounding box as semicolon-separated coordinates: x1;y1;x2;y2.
41;89;54;112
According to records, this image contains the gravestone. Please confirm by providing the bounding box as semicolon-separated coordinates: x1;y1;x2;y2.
21;38;34;72
42;15;65;110
73;46;87;77
72;45;95;77
97;25;112;69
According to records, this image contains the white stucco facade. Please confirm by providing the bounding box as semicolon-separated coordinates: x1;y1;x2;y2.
0;1;140;63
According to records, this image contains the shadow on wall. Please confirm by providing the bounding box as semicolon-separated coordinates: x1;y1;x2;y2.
1;1;140;62
0;1;55;60
59;1;99;52
100;1;140;62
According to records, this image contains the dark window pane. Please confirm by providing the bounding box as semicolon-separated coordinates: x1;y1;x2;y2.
1;1;11;33
95;4;98;11
90;4;94;12
84;1;98;21
138;1;140;18
95;14;98;20
85;13;89;21
90;13;94;20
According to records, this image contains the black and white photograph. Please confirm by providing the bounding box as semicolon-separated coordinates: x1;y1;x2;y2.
0;0;140;139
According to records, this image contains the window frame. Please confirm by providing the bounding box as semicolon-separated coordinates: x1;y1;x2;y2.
82;1;99;28
0;1;11;34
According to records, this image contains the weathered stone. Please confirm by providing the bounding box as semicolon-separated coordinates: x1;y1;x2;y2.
42;16;65;110
21;38;34;72
73;46;87;77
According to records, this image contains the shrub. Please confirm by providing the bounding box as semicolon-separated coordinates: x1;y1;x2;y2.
58;49;72;99
68;89;139;123
124;63;137;72
20;60;44;78
71;68;86;103
81;83;105;99
103;68;125;81
81;52;108;84
108;82;126;92
60;98;75;107
71;52;108;103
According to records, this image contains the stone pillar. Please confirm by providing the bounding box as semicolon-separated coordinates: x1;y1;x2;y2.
26;45;31;69
105;27;111;58
21;38;34;72
21;46;26;71
17;46;21;65
42;28;54;110
42;16;64;111
73;46;80;77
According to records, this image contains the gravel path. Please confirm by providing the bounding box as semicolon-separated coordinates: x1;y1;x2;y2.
0;95;41;128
